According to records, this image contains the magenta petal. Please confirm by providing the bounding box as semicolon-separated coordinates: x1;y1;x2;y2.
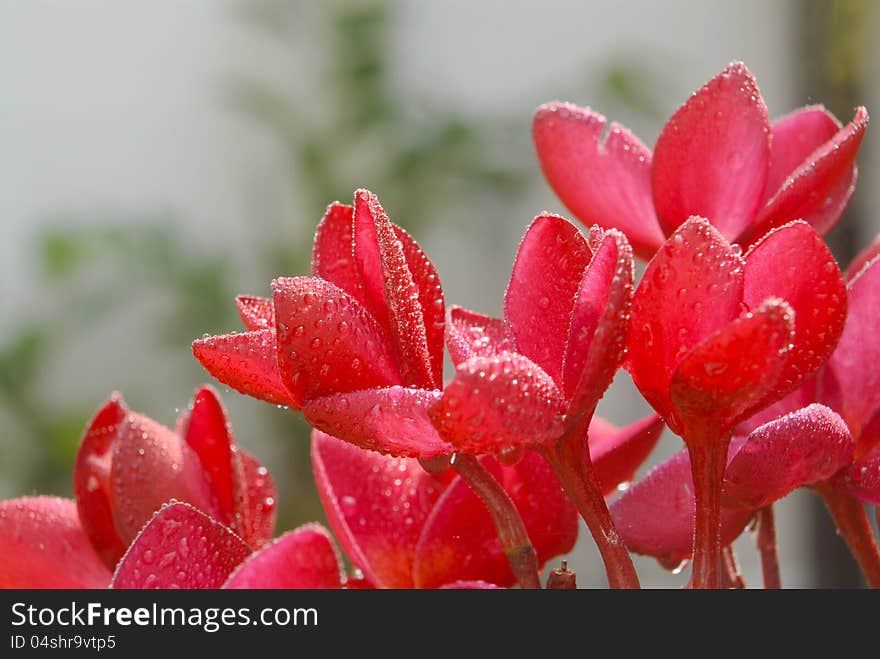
112;502;250;589
223;524;343;589
235;295;275;331
73;394;128;568
429;352;567;454
724;404;854;510
840;440;880;505
609;450;753;565
311;202;366;304
590;414;665;496
627;218;745;421
505;214;591;385
825;256;880;439
744;220;848;407
311;431;445;588
532;102;664;258
193;330;298;408
764;106;842;202
233;450;277;548
0;497;111;589
304;386;451;459
110;413;220;544
413;452;577;589
652;62;771;239
844;234;880;282
272;276;401;401
753;107;868;239
445;306;515;366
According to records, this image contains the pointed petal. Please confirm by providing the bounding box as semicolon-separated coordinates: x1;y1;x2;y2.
413;452;577;588
429;352;567;453
609;450;753;565
753;107;868;239
353;189;436;388
590;414;665;496
235;295;275;331
304;387;451;459
844;234;880;282
445;306;514;366
111;502;250;589
824;256;880;439
532;102;664;258
764;106;842;202
73;394;128;568
394;224;446;384
505;214;591;384
110;413;220;544
193;330;298;408
311;431;445;588
233;450;277;548
272;276;401;401
565;228;635;411
744;220;848;407
724;404;854;510
311;202;365;303
652;62;770;239
0;497;111;589
223;524;343;589
627;218;745;421
177;386;236;521
669;298;795;432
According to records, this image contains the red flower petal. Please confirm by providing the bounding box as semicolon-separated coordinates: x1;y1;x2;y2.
844;234;880;282
235;295;275;331
223;524;343;589
353;189;436;388
0;497;111;589
824;256;880;440
272;276;401;401
394;224;445;384
532;102;664;259
73;394;128;568
839;439;880;505
744;220;848;406
440;580;502;589
233;450;277;549
590;414;665;496
413;452;578;588
609;449;753;566
651;62;770;240
445;306;514;366
429;352;567;453
311;431;445;588
505;214;591;385
764;106;842;203
110;413;220;544
724;404;854;510
111;502;250;589
669;298;795;433
304;387;451;459
311;202;365;303
177;386;236;521
752;107;868;239
565;228;635;412
192;330;298;408
627;218;745;421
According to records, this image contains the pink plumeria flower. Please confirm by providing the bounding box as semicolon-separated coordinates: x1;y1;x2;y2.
534;61;868;260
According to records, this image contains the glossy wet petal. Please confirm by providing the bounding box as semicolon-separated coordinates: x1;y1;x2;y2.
232;450;277;548
311;202;365;303
445;306;514;366
235;295;275;331
532;102;664;258
589;414;665;496
0;497;112;589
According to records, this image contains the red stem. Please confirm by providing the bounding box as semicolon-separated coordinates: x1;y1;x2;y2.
816;481;880;588
721;545;746;589
755;506;781;589
452;453;542;589
686;433;729;589
541;424;640;589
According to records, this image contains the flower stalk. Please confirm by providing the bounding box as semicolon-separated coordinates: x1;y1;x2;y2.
815;481;880;587
755;506;781;589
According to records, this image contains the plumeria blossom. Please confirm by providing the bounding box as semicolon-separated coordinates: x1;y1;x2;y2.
430;213;640;454
0;387;275;588
534;61;868;260
610;404;854;568
193;189;452;460
113;428;581;589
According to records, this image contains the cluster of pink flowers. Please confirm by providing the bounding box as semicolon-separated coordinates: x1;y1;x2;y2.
2;62;877;589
